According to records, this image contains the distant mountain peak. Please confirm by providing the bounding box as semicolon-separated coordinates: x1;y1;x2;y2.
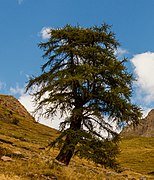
121;109;154;137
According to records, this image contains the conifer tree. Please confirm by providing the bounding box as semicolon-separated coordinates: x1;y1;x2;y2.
26;24;142;168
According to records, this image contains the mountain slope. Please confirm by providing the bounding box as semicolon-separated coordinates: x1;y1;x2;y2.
0;95;153;179
0;94;34;123
121;109;154;137
0;94;59;144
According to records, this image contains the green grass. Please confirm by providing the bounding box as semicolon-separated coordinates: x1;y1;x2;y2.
118;137;154;175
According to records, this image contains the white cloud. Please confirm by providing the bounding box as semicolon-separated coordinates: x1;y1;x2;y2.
131;52;154;105
18;94;34;113
114;47;129;58
10;84;24;96
142;107;151;118
18;91;62;130
40;27;51;39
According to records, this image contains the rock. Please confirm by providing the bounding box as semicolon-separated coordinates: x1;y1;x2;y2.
1;156;14;161
140;177;146;180
13;150;22;155
121;109;154;137
13;150;25;158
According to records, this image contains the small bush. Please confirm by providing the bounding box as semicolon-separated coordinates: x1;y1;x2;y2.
11;118;19;125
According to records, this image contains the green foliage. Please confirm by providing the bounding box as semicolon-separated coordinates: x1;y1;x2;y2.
76;134;120;169
50;128;120;169
26;23;142;167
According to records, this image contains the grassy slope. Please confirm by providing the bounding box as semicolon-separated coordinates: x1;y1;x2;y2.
0;95;154;179
119;137;154;175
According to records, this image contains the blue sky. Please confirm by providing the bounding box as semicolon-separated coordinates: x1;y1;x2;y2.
1;0;154;128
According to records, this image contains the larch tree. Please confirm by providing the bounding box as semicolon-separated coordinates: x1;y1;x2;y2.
26;24;142;168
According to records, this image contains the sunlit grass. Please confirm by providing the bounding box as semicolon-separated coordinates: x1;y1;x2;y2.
118;137;154;175
0;95;154;179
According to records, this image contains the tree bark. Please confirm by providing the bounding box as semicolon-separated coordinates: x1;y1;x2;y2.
55;132;77;165
55;108;82;165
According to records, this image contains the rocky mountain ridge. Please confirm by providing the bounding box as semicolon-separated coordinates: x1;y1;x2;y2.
121;109;154;137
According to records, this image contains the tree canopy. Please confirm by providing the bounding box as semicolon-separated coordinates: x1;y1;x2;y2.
26;24;142;168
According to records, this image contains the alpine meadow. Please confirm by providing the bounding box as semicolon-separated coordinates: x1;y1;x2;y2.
26;24;142;168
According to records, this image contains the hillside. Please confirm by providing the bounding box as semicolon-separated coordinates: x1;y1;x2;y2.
0;95;154;179
0;95;34;123
121;109;154;137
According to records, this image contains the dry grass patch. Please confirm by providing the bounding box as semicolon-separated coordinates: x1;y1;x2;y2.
0;95;154;179
118;137;154;176
0;174;27;180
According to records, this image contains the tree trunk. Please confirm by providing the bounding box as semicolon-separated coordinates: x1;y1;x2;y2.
55;133;77;165
55;108;82;165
